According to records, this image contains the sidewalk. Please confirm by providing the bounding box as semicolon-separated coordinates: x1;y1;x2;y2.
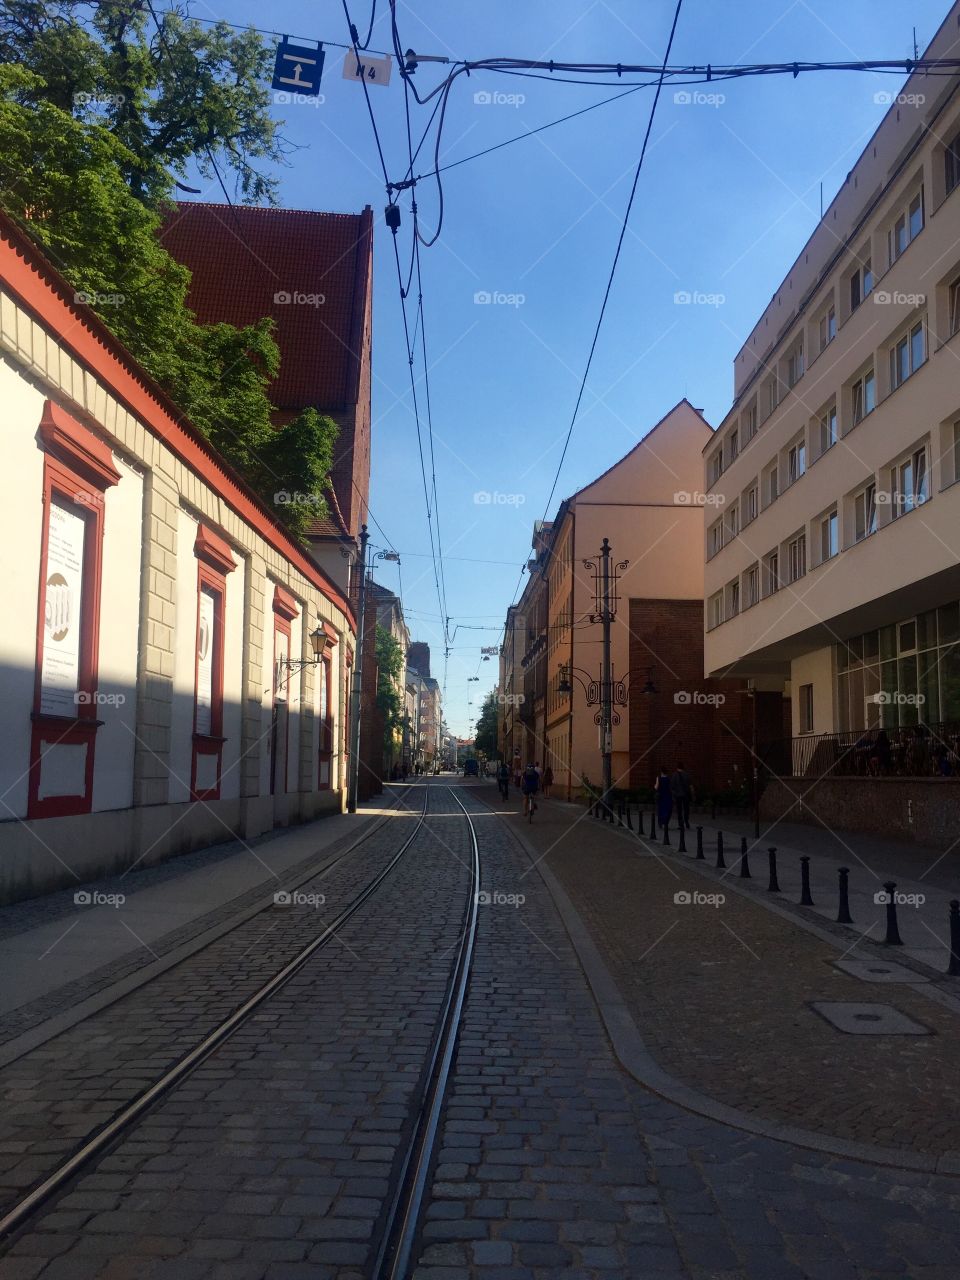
685;810;956;971
0;788;408;1042
474;782;960;1166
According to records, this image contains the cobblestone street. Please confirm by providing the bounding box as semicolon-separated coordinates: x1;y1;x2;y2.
2;779;960;1278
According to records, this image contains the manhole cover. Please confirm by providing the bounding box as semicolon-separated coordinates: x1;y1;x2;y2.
833;959;928;984
810;1002;931;1036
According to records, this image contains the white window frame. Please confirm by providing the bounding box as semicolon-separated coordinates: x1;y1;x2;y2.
889;320;925;391
746;563;759;607
851;369;875;426
820;510;839;562
854;482;877;542
788;533;806;583
788;439;806;485
891;445;928;519
819;406;838;454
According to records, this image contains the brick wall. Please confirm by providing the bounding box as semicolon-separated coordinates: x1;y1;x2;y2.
627;599;753;796
762;775;960;848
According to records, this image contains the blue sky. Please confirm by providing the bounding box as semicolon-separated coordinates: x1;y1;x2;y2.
199;0;947;736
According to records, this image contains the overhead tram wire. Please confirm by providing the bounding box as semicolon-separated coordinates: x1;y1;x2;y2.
539;0;685;526
341;0;450;647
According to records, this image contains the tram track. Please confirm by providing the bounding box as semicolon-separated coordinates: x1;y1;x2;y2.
0;782;483;1280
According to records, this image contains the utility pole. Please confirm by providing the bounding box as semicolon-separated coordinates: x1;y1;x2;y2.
347;523;369;813
599;538;613;811
583;538;625;816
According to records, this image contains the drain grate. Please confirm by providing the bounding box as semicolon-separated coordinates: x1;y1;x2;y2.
810;1001;932;1035
832;959;928;985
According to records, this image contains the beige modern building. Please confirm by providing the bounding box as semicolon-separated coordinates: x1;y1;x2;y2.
704;9;960;752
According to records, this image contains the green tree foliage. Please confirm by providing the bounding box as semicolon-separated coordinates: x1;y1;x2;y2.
474;691;499;760
0;6;338;540
375;625;405;754
0;0;285;202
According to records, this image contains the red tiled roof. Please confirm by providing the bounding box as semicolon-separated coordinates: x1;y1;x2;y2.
160;202;373;412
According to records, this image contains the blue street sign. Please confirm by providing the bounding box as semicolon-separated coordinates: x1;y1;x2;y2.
272;39;325;96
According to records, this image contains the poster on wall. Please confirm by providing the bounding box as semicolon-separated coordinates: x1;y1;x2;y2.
195;587;216;735
40;499;86;717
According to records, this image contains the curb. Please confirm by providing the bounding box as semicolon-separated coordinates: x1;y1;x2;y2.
470;784;960;1176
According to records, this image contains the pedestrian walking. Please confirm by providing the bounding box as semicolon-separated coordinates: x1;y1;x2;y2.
671;761;693;829
542;764;554;798
497;760;510;801
521;761;540;821
654;766;672;835
512;753;523;789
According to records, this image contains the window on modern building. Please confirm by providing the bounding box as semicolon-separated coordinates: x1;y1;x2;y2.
708;519;723;558
788;532;806;582
764;549;780;596
891;446;928;518
888;189;924;264
765;461;779;505
727;502;740;539
709;592;724;629
854;482;877;541
743;402;758;442
727;579;740;618
851;369;875;426
765;374;779;419
949;277;960;337
818;306;837;352
889;321;925;391
746;563;760;607
850;258;874;312
745;483;759;524
820;510;839;561
786;341;804;388
788;439;806;484
708;448;723;485
819;406;838;454
729;427;739;460
799;683;814;734
947;127;960;197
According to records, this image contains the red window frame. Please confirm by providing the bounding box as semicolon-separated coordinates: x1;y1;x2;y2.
28;402;120;819
271;585;299;796
191;526;235;801
317;620;339;790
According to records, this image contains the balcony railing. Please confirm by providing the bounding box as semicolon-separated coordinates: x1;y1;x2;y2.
761;721;960;780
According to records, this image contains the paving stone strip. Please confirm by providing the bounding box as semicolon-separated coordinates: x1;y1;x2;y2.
1;784;476;1278
0;793;414;1048
509;799;960;1159
408;783;960;1279
0;797;429;1217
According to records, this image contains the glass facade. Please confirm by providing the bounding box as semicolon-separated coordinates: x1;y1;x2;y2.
836;601;960;730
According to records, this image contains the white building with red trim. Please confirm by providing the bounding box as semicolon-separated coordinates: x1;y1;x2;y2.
0;212;358;904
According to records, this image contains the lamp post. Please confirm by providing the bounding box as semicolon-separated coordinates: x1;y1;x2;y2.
581;539;628;816
347;523;369;813
275;623;330;690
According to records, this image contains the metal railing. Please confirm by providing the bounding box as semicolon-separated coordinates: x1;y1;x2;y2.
761;721;960;779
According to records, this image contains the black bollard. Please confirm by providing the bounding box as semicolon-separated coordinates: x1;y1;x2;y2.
837;867;853;924
696;826;705;860
767;847;780;893
882;881;903;946
650;811;657;840
739;835;751;879
617;800;624;827
799;856;814;906
626;805;633;831
678;822;687;853
662;816;670;846
949;900;960;976
715;831;726;870
637;809;645;837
